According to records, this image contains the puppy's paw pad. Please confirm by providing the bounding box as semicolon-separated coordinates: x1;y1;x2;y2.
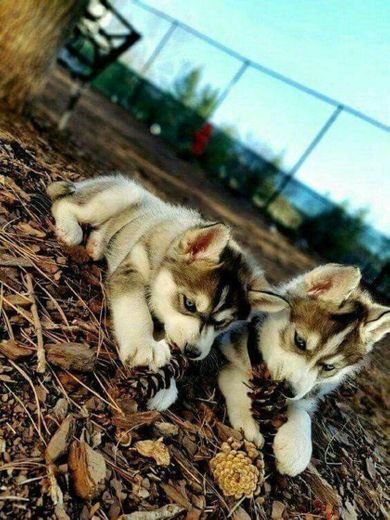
273;422;312;476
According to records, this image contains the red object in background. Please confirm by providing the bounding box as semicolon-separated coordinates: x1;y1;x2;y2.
192;122;213;157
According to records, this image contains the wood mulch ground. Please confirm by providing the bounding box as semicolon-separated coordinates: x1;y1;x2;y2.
0;73;388;519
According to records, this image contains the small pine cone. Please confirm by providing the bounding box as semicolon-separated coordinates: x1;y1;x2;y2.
248;363;288;450
115;347;189;404
210;438;265;499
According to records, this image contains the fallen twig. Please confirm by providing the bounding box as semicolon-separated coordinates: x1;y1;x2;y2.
25;273;46;373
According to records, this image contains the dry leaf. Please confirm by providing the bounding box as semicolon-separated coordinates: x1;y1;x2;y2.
2;293;32;308
0;255;33;267
161;483;192;510
233;508;252;520
0;340;33;360
68;441;106;500
271;501;285;519
40;259;60;274
52;398;69;422
135;438;170;466
185;510;202;520
46;342;95;372
342;501;358;520
131;475;150;500
112;410;159;430
57;371;83;392
115;430;132;447
365;457;377;480
215;421;242;442
304;464;341;508
0;174;31;200
17;222;46;238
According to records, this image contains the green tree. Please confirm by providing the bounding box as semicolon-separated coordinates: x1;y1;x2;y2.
201;128;236;176
300;204;367;260
172;67;219;118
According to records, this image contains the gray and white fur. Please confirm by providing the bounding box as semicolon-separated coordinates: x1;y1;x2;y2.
217;264;390;476
47;175;268;409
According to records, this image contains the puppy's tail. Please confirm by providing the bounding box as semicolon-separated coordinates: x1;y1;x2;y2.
46;180;76;201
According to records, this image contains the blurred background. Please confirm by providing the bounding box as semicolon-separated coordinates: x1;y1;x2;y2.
57;0;390;291
3;0;389;291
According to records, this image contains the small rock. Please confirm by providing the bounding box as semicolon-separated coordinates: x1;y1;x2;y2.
155;421;179;437
46;415;75;462
46;342;96;372
271;501;285;519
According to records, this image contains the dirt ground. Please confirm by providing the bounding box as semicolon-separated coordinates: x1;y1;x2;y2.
0;66;388;519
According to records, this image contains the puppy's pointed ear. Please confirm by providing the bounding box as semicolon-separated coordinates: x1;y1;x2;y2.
303;264;361;304
247;271;289;313
363;304;390;347
249;288;290;313
178;223;230;263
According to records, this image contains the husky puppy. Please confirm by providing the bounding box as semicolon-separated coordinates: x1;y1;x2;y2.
47;175;267;406
217;264;390;476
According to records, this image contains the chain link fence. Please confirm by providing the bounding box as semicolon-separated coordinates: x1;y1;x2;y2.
59;0;390;295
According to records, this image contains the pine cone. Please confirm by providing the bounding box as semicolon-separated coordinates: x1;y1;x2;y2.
210;437;265;499
115;347;189;404
248;363;289;451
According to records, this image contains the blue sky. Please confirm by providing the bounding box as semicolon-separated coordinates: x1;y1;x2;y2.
109;0;390;235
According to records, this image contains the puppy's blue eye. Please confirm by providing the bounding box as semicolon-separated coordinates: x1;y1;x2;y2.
322;364;335;372
294;331;306;351
184;296;196;313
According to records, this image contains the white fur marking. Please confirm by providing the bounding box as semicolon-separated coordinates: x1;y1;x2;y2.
273;405;312;476
147;378;178;411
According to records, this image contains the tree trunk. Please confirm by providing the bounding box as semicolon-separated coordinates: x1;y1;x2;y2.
0;0;88;113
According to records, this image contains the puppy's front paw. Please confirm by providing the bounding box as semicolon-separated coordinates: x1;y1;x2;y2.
56;220;83;246
86;231;105;261
240;417;264;448
125;339;171;371
273;416;312;476
150;339;172;371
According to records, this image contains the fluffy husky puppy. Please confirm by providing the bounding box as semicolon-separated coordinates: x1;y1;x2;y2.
217;264;390;476
47;175;266;388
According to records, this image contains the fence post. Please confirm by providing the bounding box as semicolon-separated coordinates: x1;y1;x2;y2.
209;60;249;116
263;104;343;211
127;20;177;106
139;20;178;77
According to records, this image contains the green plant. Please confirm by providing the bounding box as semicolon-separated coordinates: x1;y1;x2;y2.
172;67;219;118
300;204;367;259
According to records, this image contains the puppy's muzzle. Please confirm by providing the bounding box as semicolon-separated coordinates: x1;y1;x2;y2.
282;382;296;399
184;344;202;360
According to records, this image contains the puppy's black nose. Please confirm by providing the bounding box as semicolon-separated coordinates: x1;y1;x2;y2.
282;382;296;399
184;344;201;359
